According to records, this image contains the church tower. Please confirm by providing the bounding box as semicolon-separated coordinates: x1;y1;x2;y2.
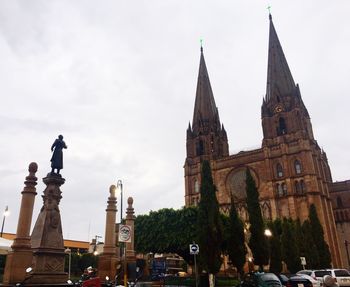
184;47;228;206
261;14;314;146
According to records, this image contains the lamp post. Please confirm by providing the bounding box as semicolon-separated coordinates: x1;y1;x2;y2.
117;180;127;287
344;240;350;269
1;206;9;237
65;248;71;280
264;228;272;271
117;180;123;223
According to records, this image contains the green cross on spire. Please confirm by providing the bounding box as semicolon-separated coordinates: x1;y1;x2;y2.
267;5;271;14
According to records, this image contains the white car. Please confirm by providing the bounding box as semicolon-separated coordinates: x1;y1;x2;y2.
297;269;350;287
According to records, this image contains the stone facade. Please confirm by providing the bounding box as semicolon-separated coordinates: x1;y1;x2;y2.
184;15;343;267
330;180;350;269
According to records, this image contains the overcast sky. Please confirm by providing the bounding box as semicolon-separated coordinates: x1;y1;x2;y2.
1;1;350;242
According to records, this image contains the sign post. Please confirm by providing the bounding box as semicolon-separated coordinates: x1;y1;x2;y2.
300;257;306;270
119;225;132;287
190;243;199;287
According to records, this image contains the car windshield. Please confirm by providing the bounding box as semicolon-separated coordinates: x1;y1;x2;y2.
335;270;350;277
315;271;332;277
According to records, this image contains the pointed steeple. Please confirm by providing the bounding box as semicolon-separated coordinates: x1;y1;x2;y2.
192;46;220;134
186;46;229;161
266;14;296;102
261;14;314;146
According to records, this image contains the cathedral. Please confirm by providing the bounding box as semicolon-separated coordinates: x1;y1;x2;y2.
184;14;345;267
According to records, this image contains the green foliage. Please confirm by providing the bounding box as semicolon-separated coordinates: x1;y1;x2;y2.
197;160;223;274
245;169;268;269
281;218;301;273
301;219;320;269
63;253;98;276
268;220;282;273
309;204;332;268
135;206;198;263
226;198;246;276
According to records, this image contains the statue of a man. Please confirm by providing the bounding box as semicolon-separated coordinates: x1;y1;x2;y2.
50;135;67;174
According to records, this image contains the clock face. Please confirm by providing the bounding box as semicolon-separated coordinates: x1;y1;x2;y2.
274;105;283;113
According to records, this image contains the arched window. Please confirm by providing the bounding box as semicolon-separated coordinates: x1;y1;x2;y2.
276;163;283;178
295;181;301;194
282;183;287;196
294;160;302;174
196;140;204;156
194;180;200;193
277;117;287;135
300;180;306;193
337;196;343;208
277;184;284;197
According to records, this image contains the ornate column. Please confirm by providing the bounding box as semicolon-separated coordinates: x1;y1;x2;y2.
123;197;136;282
125;197;136;262
98;185;119;281
26;173;68;284
3;162;38;285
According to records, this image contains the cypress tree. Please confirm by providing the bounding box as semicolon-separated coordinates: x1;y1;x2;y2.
281;218;301;273
309;204;332;268
268;219;282;273
245;168;269;270
301;219;320;269
227;196;246;277
197;160;223;281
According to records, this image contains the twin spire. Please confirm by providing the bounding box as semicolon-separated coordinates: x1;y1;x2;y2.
191;45;221;134
266;13;297;101
190;13;299;133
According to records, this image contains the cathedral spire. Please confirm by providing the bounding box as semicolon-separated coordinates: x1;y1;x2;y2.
192;46;220;134
266;14;296;102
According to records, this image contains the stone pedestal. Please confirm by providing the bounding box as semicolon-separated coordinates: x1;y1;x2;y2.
3;163;38;285
98;185;120;281
26;173;68;284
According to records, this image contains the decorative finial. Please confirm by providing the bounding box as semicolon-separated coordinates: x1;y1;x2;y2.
267;5;272;20
110;185;116;197
200;38;203;53
29;162;38;174
127;197;133;206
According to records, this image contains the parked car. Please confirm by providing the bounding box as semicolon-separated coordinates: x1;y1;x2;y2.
296;274;321;287
277;274;313;287
297;269;350;287
240;272;282;287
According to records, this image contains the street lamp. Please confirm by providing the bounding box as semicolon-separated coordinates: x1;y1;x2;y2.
344;240;350;269
65;248;72;280
264;228;272;271
1;206;10;237
117;180;123;223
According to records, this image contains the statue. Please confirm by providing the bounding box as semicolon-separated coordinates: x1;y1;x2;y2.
50;135;67;174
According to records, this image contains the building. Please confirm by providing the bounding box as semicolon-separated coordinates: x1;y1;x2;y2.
184;14;343;267
329;181;350;268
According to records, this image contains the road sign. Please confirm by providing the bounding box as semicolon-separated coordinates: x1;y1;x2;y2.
119;224;132;242
300;256;306;266
190;244;199;255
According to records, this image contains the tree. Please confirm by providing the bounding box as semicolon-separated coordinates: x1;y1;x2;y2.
245;168;268;270
281;218;301;273
134;206;198;263
226;197;246;277
197;160;223;285
309;204;332;268
268;219;282;273
301;219;320;269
